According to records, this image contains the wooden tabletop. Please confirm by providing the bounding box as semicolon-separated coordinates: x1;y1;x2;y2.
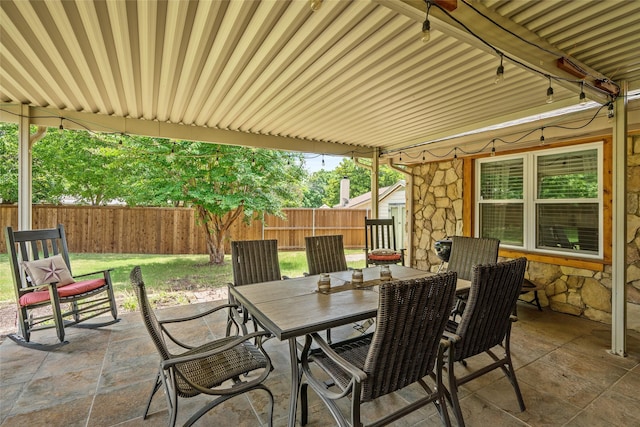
229;265;470;341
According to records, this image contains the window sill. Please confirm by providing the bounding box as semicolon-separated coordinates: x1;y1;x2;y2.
499;248;606;272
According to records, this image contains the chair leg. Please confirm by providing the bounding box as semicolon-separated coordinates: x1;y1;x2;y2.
143;369;163;419
503;332;526;411
49;290;66;343
446;350;466;427
301;383;308;426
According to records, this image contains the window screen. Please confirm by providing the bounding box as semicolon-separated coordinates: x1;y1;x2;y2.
476;144;601;257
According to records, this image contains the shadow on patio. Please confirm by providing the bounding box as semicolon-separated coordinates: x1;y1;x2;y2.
1;300;639;427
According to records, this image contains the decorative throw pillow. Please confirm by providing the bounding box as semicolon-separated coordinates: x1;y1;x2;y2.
371;248;398;256
22;254;75;286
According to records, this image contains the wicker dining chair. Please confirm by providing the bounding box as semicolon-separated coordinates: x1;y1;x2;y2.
300;272;458;427
446;236;500;318
443;258;527;427
304;235;348;276
130;266;274;427
226;239;285;336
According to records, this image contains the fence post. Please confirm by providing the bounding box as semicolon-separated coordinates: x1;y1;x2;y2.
312;208;316;236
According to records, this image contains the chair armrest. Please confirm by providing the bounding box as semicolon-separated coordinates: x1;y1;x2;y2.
443;329;461;343
73;269;113;279
509;314;518;323
159;303;237;325
303;333;367;382
161;330;271;369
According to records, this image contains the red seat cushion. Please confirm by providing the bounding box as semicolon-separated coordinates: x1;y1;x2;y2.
368;253;402;262
19;278;107;307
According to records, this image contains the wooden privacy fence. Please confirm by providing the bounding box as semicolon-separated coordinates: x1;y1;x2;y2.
0;205;370;254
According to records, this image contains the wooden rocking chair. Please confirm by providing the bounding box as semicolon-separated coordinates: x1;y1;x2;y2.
5;224;118;349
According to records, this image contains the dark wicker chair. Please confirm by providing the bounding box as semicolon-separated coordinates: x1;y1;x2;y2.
300;272;458;427
364;217;405;267
130;266;274;427
446;236;500;318
4;224;118;349
443;258;528;427
226;239;284;336
304;235;348;275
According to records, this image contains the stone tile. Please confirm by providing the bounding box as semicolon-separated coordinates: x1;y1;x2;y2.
0;343;47;385
477;376;582;425
2;301;640;427
10;366;101;414
448;393;528;427
0;381;24;422
1;396;93;427
566;388;640;427
87;380;158;427
609;370;640;400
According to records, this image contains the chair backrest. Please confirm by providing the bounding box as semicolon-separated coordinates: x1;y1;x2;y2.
304;235;348;275
364;217;397;252
453;258;527;361
5;224;73;297
231;239;282;286
447;236;500;281
362;272;457;400
130;266;171;360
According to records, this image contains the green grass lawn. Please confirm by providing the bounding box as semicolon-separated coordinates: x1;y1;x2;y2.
0;250;366;305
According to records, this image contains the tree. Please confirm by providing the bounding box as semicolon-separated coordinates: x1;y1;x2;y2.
0;123;19;203
322;159;404;206
125;139;306;264
302;169;331;207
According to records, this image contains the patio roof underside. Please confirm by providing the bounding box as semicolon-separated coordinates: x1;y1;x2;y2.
1;0;639;164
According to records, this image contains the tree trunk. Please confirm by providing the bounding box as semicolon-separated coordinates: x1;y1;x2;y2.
196;205;244;265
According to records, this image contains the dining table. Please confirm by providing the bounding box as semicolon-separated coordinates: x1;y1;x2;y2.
228;264;471;427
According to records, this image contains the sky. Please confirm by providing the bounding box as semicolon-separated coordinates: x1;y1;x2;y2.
303;154;345;173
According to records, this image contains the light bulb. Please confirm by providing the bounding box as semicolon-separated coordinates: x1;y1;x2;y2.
579;82;587;105
421;19;431;43
495;66;504;84
310;0;322;12
490;140;496;157
546;78;554;104
494;55;504;84
608;103;614;122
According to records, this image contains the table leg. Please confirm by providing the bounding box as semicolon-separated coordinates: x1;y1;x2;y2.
288;338;300;427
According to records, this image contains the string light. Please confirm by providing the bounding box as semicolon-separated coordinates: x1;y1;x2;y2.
421;1;432;43
546;77;554;104
453;148;458;159
494;54;504;84
579;81;587;105
422;151;426;162
58;117;64;132
310;0;322;12
321;154;325;168
252;155;256;167
491;140;496;156
539;127;545;145
607;102;614;121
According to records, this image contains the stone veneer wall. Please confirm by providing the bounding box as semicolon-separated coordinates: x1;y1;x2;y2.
627;135;640;306
410;146;640;324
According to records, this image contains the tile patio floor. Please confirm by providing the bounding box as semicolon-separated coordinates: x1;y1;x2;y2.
1;300;639;427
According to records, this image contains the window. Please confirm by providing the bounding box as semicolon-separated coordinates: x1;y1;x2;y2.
476;143;602;258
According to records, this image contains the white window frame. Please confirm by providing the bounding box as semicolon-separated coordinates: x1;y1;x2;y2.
475;142;603;259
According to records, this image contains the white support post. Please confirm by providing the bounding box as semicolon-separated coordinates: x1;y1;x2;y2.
18;104;32;231
371;148;379;219
611;82;628;357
